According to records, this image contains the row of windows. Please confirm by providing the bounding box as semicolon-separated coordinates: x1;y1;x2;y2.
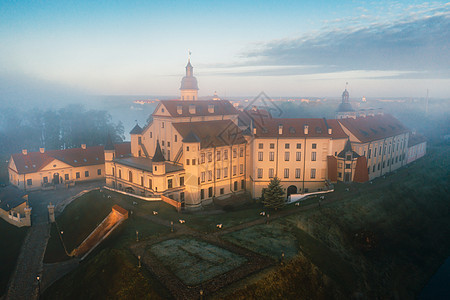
258;143;316;150
148;132;179;143
26;169;101;186
199;148;244;164
257;151;317;162
366;139;407;159
257;168;316;179
200;164;243;182
200;180;245;199
368;154;404;173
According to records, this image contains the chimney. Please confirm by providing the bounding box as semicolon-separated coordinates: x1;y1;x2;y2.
328;128;332;135
208;104;215;113
304;125;309;135
39;148;45;153
22;149;27;155
253;127;256;135
81;144;86;150
189;104;196;114
278;124;283;135
177;105;183;114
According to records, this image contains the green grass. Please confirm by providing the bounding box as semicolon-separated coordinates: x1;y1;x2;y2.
149;238;247;286
0;219;28;296
42;248;171;300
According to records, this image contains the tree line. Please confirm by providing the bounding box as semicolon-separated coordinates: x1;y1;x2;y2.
0;104;124;156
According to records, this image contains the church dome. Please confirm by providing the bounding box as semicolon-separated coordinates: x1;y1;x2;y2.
180;76;199;90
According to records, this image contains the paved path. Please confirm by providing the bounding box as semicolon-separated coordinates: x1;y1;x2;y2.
5;181;103;300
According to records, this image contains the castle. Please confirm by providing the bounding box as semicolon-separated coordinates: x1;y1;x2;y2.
7;59;426;210
103;59;427;209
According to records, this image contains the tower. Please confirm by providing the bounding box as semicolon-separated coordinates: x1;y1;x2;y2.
152;140;166;175
180;57;199;101
336;83;355;119
104;134;115;162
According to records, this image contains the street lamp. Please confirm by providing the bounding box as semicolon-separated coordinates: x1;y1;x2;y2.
170;221;174;232
136;230;139;242
138;255;141;268
36;275;41;296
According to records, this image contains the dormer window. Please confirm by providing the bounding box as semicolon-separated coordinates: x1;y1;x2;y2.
208;104;215;113
189;104;196;114
177;105;183;114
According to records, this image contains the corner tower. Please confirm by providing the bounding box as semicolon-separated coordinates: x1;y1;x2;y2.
336;83;356;119
180;58;199;101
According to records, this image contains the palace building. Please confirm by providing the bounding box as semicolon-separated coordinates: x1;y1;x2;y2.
103;59;426;209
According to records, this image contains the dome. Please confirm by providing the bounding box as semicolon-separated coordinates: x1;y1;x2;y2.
180;76;199;90
337;102;355;112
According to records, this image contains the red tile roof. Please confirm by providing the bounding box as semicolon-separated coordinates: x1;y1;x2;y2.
172;120;246;149
11;143;131;174
253;118;348;139
154;100;238;117
338;114;409;143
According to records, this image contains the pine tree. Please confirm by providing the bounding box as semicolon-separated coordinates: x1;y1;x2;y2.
263;177;285;210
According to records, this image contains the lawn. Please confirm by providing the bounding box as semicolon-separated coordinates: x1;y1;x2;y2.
149;238;247;286
0;219;29;296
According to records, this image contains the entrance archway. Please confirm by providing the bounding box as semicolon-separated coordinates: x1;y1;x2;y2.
53;173;60;184
344;173;351;183
287;185;297;197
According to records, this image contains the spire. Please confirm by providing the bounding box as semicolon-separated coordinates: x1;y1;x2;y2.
186;59;193;77
152;140;165;162
105;134;114;151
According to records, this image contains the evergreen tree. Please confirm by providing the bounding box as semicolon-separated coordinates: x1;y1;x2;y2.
263;177;285;210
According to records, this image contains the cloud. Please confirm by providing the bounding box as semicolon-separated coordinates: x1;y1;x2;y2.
238;7;450;78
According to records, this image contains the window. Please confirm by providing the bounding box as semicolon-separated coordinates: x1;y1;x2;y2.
270;143;275;149
192;159;196;165
345;164;351;169
162;140;165;146
27;179;32;186
138;137;142;145
201;172;206;182
201;189;205;200
208;152;212;162
217;151;221;161
150;132;152;138
97;169;101;175
311;152;317;161
168;142;170;147
149;179;152;189
224;167;228;178
208;187;213;197
338;172;342;178
161;122;164;128
128;171;132;182
368;148;372;159
346;154;352;160
138;150;142;157
217;169;221;179
269;152;274;161
234;181;238;191
285;143;290;149
201;153;205;163
43;176;48;183
180;176;184;186
141;176;144;186
284;168;289;178
241;180;245;189
269;168;274;178
377;163;381;170
168;179;173;189
373;165;376;172
296;152;301;161
224;150;228;160
284;152;290;161
383;161;386;168
258;143;263;149
258;152;263;161
296;143;301;149
233;166;237;176
310;168;316;179
208;170;212;181
180;192;185;201
295;168;301;178
63;174;68;181
186;159;190;165
257;168;263;178
85;171;89;177
240;147;244;157
240;164;243;174
338;162;343;168
374;148;377;157
233;149;237;158
312;143;317;149
220;188;224;195
118;170;121;179
175;135;177;142
167;150;170;161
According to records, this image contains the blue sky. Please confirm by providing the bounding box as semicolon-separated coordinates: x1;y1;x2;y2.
1;0;449;98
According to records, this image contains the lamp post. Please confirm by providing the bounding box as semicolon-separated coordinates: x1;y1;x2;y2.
36;275;41;297
170;221;174;232
199;289;204;300
136;230;139;242
138;255;141;268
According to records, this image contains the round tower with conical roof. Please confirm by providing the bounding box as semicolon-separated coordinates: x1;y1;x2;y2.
180;58;199;101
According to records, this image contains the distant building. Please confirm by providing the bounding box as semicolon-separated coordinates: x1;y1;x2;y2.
0;186;31;227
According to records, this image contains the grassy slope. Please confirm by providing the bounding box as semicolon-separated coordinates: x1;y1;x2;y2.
0;219;28;296
222;145;450;299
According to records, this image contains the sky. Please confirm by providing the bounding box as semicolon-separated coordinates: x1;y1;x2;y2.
1;0;449;99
